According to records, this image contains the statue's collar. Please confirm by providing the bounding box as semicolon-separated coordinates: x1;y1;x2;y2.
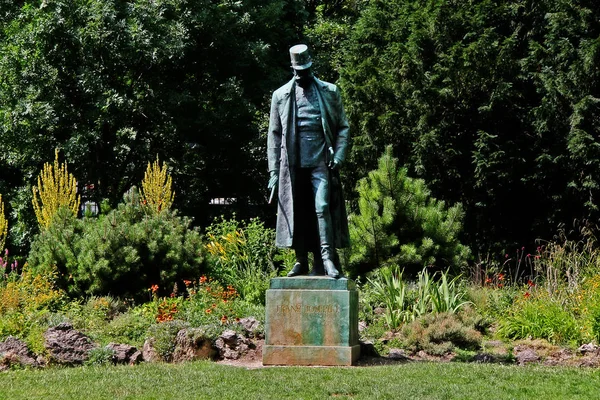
284;77;328;95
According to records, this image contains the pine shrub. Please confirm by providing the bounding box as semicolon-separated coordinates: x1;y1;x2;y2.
27;190;204;301
348;146;470;277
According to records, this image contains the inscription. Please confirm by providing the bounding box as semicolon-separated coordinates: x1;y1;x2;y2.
276;303;341;314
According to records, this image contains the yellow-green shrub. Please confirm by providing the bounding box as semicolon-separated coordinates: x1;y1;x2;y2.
140;157;174;214
0;194;7;251
0;266;66;353
32;149;80;229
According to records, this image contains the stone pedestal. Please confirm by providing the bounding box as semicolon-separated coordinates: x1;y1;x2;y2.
263;276;360;366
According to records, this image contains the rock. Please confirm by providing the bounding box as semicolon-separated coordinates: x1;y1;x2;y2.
374;307;386;315
172;328;216;363
578;342;599;354
215;330;250;360
0;336;42;370
514;346;540;365
142;338;159;362
105;343;142;365
388;348;409;361
472;353;499;363
237;317;261;337
544;349;573;366
44;323;97;365
358;321;367;332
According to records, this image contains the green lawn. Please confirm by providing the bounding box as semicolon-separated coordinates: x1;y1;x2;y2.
1;361;599;399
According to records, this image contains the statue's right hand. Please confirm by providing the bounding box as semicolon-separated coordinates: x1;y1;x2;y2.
268;171;279;190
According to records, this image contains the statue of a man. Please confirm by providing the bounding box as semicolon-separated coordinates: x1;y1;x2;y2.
267;44;350;278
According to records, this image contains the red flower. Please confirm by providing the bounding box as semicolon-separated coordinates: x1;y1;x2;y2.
524;292;531;299
497;273;505;281
527;280;535;287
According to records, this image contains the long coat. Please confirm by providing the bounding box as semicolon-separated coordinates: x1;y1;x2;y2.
267;77;350;249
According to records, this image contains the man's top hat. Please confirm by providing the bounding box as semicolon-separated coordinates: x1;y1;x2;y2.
289;44;312;70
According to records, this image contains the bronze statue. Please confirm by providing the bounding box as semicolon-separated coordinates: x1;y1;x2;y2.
267;44;350;278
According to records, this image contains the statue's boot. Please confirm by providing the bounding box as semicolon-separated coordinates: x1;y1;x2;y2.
309;251;325;276
287;253;308;277
321;246;340;279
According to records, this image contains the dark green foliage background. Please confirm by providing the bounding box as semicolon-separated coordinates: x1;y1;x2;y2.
1;0;600;263
338;0;600;254
0;0;306;251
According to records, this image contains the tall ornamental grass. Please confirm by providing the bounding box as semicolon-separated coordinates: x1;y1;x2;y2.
367;266;471;330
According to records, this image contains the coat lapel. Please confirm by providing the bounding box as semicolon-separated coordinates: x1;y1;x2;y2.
314;78;334;150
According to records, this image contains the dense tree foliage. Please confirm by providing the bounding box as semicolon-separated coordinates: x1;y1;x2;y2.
340;0;600;254
2;0;600;265
0;0;305;250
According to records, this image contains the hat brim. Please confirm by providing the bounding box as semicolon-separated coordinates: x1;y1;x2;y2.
291;61;313;70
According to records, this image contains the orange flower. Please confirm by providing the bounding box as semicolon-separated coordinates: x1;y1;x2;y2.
199;276;207;284
183;280;192;287
497;273;505;281
150;284;159;293
220;315;228;323
205;308;212;314
485;277;492;284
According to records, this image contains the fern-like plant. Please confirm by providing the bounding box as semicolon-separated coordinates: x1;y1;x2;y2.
141;157;174;214
32;149;81;229
0;194;7;251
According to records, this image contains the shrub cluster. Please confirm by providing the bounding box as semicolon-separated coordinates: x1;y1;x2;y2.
365;265;471;330
399;312;484;356
204;216;290;305
27;190;204;302
0;265;65;353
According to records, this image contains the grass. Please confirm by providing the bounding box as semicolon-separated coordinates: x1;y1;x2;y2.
1;361;599;399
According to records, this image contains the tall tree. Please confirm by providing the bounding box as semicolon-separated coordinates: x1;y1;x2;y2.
0;0;306;251
339;0;600;255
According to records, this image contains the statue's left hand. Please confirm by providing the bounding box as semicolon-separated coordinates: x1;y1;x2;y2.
327;147;339;170
268;170;279;190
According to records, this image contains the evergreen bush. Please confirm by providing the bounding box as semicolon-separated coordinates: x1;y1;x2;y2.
348;146;470;277
27;189;204;301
